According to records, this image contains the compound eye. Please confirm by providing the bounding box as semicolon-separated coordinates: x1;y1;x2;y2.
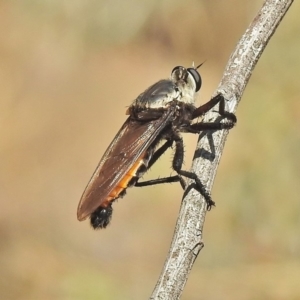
187;68;202;92
171;66;181;74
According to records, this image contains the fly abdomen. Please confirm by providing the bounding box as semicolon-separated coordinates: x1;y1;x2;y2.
90;152;151;229
90;205;113;229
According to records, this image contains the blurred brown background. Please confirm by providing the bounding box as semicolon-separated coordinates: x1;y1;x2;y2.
1;1;300;299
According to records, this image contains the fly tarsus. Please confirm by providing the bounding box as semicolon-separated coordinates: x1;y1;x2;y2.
192;93;237;129
177;169;215;210
172;133;215;210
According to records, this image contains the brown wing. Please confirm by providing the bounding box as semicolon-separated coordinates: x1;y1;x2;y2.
77;110;174;221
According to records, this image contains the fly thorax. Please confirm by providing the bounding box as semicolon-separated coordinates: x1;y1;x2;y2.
131;80;182;111
172;101;196;128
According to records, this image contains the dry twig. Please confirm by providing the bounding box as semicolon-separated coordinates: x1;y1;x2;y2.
150;0;294;299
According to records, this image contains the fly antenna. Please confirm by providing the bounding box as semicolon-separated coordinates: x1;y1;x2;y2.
196;60;206;70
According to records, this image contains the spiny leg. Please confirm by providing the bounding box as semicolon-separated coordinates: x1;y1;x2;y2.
189;120;235;133
171;132;215;210
192;94;224;119
135;140;185;189
189;94;236;134
147;139;173;169
192;93;236;124
217;94;237;122
135;175;181;187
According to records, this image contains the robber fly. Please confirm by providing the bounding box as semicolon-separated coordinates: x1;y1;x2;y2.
77;64;236;229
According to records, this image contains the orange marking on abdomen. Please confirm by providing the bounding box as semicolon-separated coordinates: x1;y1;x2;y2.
106;156;146;203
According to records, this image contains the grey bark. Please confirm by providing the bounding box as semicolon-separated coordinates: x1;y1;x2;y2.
150;0;294;299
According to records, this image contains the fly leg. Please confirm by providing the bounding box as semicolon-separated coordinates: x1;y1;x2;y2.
172;132;215;210
188;119;235;132
135;176;181;187
135;140;184;188
192;93;224;119
147;139;173;169
192;93;236;121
